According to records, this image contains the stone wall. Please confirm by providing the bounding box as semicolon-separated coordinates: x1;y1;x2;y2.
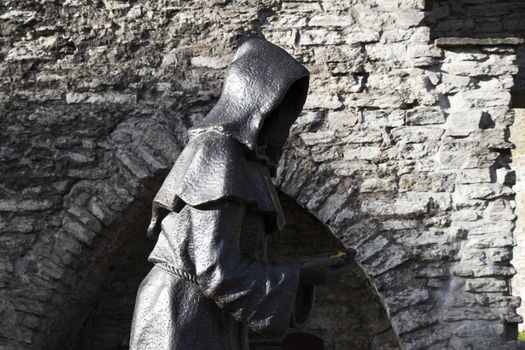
1;0;524;349
428;0;525;39
512;109;525;331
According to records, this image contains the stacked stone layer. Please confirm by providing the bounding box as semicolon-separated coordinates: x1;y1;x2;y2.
0;0;523;349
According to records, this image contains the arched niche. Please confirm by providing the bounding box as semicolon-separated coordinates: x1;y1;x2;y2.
72;192;399;350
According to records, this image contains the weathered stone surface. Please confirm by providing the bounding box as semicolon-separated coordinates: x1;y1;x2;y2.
465;278;509;293
1;0;523;349
435;37;525;47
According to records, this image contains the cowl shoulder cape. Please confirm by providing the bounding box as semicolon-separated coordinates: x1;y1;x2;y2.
147;131;285;238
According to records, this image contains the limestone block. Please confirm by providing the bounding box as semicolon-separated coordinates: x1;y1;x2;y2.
346;28;380;44
443;307;499;322
341;130;383;144
318;0;356;11
302;176;340;211
362;109;405;128
478;295;521;309
396;10;425;28
360;177;398;193
0;216;33;233
466;237;515;249
62;215;97;246
308;14;354;27
136;146;169;171
0;234;36;261
399;172;456;192
68;206;102;234
281;2;322;12
6;35;58;61
116;150;151;179
454;265;516;278
398;142;439;160
366;43;408;61
455;183;514;201
448;89;511;109
487;248;513;263
441;53;518;77
343;146;382;160
407;44;441;59
384;288;430;313
310;145;342;162
303;94;343;110
450;210;481;222
445;109;483;137
381;219;419;230
299;130;336;145
356;235;389;261
465;278;508;293
456;169;492;184
406;107;446;125
269;14;308;28
485;198;517;222
391;306;438;335
87;198;117;226
391;125;445;143
416;265;449;278
312;46;363;63
367;72;409;92
368;0;427;11
331;160;378;176
299;29;344;46
326;110;358;128
66;92;137;104
294;111;324;129
365;245;410;276
453;322;504;338
360;195;426;216
440;73;474;94
190;56;230;69
401;325;450;350
39;261;67;280
316;190;351;223
0;10;37;23
438;147;499;170
0;199;54;212
345;93;407;108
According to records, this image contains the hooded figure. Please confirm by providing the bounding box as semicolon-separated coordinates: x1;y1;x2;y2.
130;37;349;350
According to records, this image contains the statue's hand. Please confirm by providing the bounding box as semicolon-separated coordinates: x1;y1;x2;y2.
299;254;353;286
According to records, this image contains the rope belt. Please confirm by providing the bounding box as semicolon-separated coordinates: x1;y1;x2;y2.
155;262;199;285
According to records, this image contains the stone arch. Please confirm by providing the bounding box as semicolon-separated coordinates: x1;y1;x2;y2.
266;193;401;350
26;111;189;350
15;109;405;349
275;138;439;349
3;1;523;349
68;189;401;350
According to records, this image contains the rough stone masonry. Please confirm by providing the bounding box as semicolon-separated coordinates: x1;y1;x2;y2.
1;0;525;349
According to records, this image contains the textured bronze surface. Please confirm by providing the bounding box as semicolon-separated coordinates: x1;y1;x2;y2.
130;37;351;350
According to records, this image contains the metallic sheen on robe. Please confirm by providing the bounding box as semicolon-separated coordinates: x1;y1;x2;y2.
130;37;310;350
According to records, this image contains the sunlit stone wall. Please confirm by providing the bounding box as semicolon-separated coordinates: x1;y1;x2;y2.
0;0;523;349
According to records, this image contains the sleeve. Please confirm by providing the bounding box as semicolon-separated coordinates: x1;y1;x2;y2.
190;201;301;335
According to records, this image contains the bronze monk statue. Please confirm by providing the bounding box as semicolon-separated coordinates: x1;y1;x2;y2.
130;36;353;350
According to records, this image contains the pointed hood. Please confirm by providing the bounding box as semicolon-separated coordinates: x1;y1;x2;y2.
188;37;310;170
147;38;309;238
